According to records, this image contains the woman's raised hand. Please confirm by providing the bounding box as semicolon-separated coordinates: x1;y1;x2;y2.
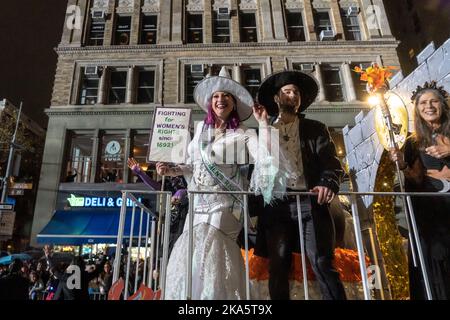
253;103;269;126
127;157;140;171
156;162;172;176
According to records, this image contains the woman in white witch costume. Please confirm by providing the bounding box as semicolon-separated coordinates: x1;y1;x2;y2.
156;67;286;299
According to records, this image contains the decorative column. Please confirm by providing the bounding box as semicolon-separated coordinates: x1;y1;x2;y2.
91;129;100;183
314;63;326;102
60;0;79;45
303;0;317;41
329;0;345;40
126;66;136;104
103;0;116;46
128;0;141;45
159;0;171;43
259;0;275;41
232;64;242;83
230;0;240;43
271;0;287;41
204;0;213;43
371;0;393;37
171;0;183;44
123;129;132;183
97;66;109;105
342;62;357;102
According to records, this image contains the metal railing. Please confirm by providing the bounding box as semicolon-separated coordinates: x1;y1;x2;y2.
113;189;449;300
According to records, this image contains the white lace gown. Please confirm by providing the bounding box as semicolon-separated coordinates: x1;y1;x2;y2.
164;122;259;300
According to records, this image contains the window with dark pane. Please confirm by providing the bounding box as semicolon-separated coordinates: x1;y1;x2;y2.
187;13;203;43
137;69;155;104
213;11;230;43
341;9;362;40
286;11;306;41
351;63;371;101
87;19;105;46
140;15;157;44
314;10;333;36
242;67;261;99
240;12;257;42
64;132;95;183
185;65;205;103
108;70;127;104
99;132;126;183
79;68;99;105
130;131;151;183
322;64;345;102
114;15;131;45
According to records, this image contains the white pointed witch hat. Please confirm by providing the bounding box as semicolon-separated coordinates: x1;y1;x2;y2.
194;66;254;121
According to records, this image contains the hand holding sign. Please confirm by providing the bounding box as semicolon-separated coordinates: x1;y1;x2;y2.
148;108;192;164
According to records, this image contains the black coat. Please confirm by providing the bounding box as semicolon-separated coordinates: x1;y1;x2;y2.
253;115;344;257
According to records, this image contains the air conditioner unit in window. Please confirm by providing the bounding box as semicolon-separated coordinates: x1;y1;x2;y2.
347;6;359;16
217;7;230;19
319;30;335;41
301;64;314;72
84;66;99;76
91;9;106;20
190;64;204;74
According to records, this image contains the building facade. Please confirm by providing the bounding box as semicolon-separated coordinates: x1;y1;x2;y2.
1;99;46;251
31;0;400;245
383;0;450;75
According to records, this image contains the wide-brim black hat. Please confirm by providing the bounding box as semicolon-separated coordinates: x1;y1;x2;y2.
257;70;319;116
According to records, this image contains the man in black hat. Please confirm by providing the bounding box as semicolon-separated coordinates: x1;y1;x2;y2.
254;70;346;300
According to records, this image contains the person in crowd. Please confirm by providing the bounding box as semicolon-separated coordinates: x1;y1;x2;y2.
28;271;45;300
0;259;30;300
98;261;113;296
254;70;347;300
389;81;450;300
127;157;188;254
65;168;78;182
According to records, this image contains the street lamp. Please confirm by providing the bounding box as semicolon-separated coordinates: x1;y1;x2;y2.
0;101;23;204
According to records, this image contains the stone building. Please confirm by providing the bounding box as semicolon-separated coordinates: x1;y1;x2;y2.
31;0;400;246
383;0;450;75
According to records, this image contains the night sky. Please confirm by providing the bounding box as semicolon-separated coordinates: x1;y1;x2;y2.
0;0;68;129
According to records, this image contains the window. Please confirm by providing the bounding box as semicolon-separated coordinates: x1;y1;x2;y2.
322;64;344;102
187;13;203;43
79;67;100;105
140;15;157;44
137;69;155;104
87;19;105;46
286;11;306;41
108;70;127;104
292;63;315;74
241;66;261;99
351;63;371;101
64;132;94;183
114;16;131;45
240;12;257;42
130;131;151;183
213;11;230;43
314;10;333;37
185;65;205;103
99;132;126;183
342;10;361;40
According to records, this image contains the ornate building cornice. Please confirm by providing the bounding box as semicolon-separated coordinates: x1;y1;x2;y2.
213;0;231;11
91;0;111;14
285;0;304;10
56;40;399;55
116;0;135;14
142;0;160;13
239;0;257;10
45;105;206;117
186;0;204;12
